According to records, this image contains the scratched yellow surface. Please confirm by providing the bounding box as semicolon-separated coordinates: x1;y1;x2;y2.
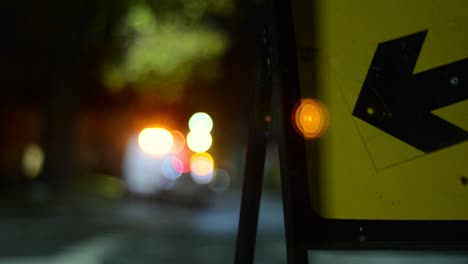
291;0;468;219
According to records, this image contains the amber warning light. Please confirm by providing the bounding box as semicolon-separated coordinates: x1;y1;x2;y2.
292;98;329;139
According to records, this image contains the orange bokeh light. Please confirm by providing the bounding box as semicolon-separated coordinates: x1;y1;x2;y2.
190;152;214;179
293;98;329;139
170;130;185;154
138;127;174;155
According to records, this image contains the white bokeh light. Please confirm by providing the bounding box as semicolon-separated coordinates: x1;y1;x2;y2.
188;112;213;133
138;127;174;155
186;131;212;153
124;136;174;195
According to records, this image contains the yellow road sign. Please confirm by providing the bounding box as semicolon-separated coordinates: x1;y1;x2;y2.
291;0;468;220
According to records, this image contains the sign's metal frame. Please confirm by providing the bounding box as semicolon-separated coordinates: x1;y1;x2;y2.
235;0;468;263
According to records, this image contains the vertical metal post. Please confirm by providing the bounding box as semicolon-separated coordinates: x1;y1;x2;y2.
270;0;313;263
235;0;315;262
234;31;273;264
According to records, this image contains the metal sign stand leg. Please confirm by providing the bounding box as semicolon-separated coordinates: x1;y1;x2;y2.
270;0;311;262
235;0;312;262
234;31;273;264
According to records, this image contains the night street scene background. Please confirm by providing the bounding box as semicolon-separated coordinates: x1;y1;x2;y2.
0;0;287;263
1;0;467;263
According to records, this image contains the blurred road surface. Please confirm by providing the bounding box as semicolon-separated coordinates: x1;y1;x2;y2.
0;191;286;264
0;190;467;264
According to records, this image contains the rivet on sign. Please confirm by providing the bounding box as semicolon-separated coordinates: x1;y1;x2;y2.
450;76;460;86
366;107;375;116
461;176;467;186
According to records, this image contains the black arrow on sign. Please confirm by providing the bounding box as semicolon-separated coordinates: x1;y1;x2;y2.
352;30;468;153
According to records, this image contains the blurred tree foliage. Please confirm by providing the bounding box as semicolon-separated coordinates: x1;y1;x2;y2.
1;0;235;101
102;0;236;102
0;0;236;184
